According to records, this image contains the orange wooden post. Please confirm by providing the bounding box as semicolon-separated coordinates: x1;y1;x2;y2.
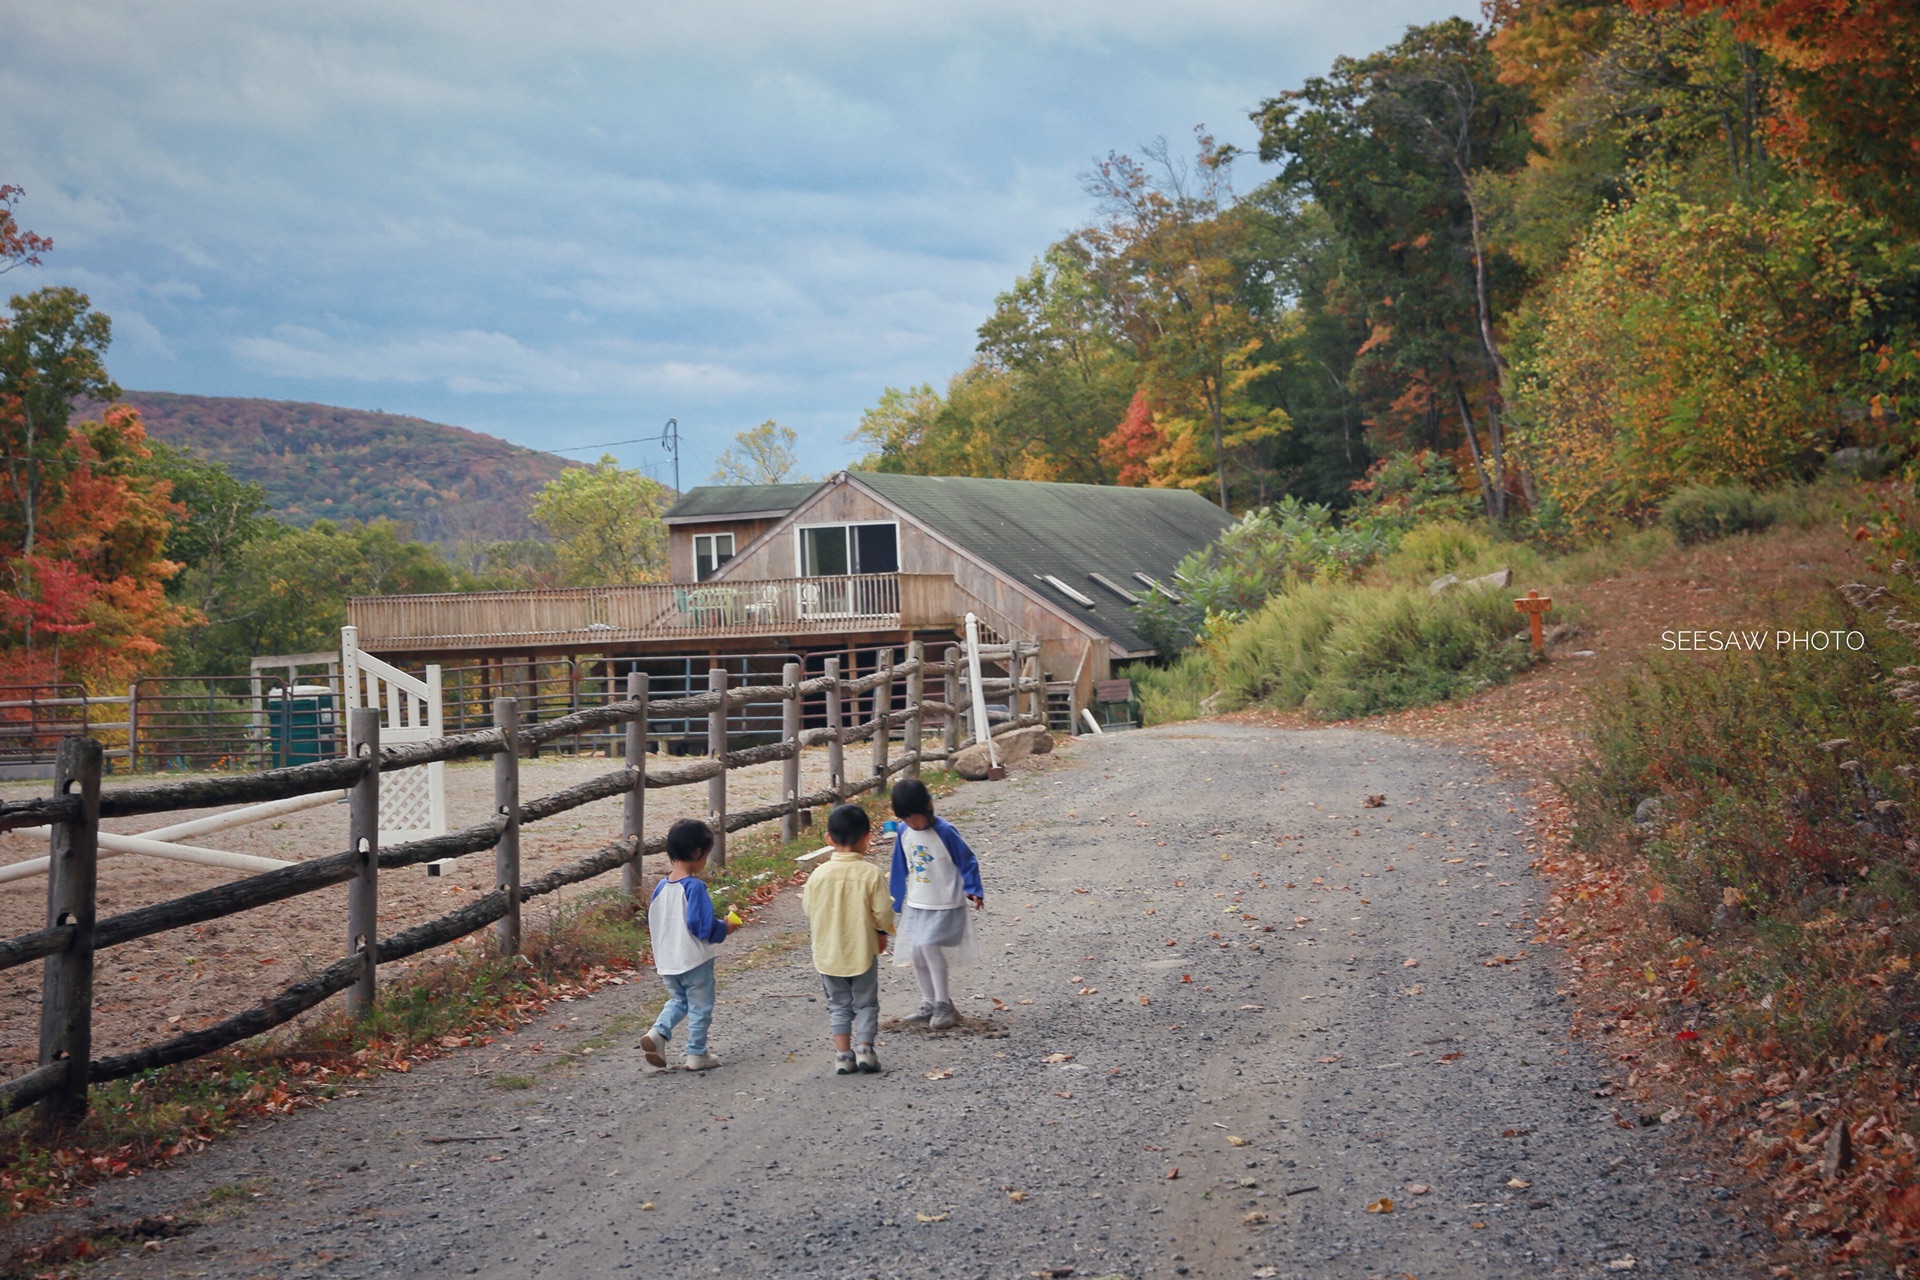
1514;590;1553;651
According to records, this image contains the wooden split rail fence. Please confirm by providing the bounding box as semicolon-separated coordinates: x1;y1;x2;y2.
0;642;1045;1125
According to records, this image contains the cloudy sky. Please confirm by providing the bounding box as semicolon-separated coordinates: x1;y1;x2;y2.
2;0;1471;484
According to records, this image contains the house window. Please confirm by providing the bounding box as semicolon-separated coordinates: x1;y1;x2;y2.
798;522;898;576
694;532;735;581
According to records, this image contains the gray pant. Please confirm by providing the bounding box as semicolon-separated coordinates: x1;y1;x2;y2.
820;960;880;1044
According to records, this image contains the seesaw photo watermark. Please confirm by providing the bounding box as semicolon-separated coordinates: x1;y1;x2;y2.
1659;628;1868;653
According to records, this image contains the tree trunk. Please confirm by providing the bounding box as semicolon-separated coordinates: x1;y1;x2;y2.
1459;177;1508;521
1207;376;1228;510
1451;382;1499;522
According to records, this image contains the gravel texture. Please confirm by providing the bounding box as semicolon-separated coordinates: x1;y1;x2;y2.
35;722;1763;1279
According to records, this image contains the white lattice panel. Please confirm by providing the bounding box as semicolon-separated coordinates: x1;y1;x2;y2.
341;626;446;843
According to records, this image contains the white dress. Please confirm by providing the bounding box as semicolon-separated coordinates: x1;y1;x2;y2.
892;824;981;968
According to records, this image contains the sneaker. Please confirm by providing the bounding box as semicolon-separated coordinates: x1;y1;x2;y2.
834;1051;857;1075
901;1001;936;1026
854;1044;881;1073
928;1000;957;1031
683;1052;720;1071
639;1030;668;1067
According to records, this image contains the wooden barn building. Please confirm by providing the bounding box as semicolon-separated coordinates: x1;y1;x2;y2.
346;472;1233;732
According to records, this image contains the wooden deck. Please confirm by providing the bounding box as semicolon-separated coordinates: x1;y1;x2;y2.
346;573;971;655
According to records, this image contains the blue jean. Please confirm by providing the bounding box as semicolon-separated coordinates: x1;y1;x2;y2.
653;959;716;1056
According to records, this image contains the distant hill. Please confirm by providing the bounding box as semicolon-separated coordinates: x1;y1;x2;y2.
116;392;579;546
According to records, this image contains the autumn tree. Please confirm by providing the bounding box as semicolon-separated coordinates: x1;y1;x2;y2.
0;186;52;276
710;421;809;485
1633;0;1920;234
1258;19;1534;519
530;455;671;586
1083;132;1289;509
0;288;120;636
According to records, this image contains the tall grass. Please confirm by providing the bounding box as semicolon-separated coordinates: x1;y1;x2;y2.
1131;576;1535;722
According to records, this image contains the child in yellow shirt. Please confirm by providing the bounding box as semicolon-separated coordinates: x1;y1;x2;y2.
800;804;896;1074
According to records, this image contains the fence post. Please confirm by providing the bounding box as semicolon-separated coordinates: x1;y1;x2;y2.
346;707;380;1017
904;642;923;781
623;671;648;900
708;667;728;869
780;661;802;842
944;646;961;757
871;649;892;784
1026;645;1043;723
493;697;521;957
825;657;844;799
38;735;101;1127
125;684;138;774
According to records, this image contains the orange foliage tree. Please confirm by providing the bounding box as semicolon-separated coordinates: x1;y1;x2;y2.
0;404;192;687
1634;0;1920;233
1510;183;1920;533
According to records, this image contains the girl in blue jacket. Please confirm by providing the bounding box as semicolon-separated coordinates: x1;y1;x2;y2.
888;779;983;1031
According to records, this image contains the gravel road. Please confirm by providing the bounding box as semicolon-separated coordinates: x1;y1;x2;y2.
44;722;1761;1280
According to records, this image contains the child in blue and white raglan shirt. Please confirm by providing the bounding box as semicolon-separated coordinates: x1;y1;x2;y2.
888;779;984;1031
640;819;730;1071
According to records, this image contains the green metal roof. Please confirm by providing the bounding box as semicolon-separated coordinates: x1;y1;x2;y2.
850;472;1233;655
663;482;822;523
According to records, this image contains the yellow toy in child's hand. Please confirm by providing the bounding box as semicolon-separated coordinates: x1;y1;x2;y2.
725;910;743;927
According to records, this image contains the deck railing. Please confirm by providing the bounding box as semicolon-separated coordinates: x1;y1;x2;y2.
346;573;964;652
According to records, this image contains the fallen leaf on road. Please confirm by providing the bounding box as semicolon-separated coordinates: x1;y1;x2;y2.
1606;1258;1637;1272
1043;1052;1075;1064
1507;1177;1531;1189
1138;995;1151;1006
1055;1091;1075;1099
1018;999;1034;1005
923;1069;953;1080
1008;1190;1028;1203
1402;958;1420;968
1407;1183;1430;1195
1253;1269;1279;1278
1366;1197;1394;1214
1181;974;1192;983
1070;975;1083;983
1471;1221;1488;1229
1166;1168;1180;1179
1227;1135;1248;1147
641;1201;655;1210
1502;1128;1533;1137
1242;1210;1269;1227
1439;1051;1464;1062
1239;1004;1265;1011
1317;1055;1343;1064
916;1211;950;1223
1404;984;1423;995
1364;794;1385;807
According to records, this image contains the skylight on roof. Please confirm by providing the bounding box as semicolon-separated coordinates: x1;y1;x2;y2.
1038;574;1097;608
1133;572;1182;602
1087;572;1140;602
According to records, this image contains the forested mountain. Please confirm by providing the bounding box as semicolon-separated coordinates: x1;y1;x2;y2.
117;391;577;545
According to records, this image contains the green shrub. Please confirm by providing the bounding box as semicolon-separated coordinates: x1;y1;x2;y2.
1127;651;1212;725
1379;520;1497;581
1194;578;1534;721
1659;483;1777;545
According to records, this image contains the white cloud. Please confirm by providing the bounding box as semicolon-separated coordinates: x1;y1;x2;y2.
1;0;1476;473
